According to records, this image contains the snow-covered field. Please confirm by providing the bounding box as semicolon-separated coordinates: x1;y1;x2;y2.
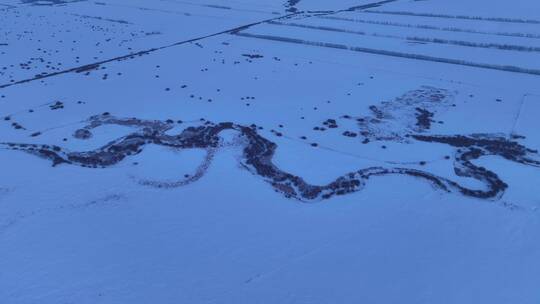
1;0;539;303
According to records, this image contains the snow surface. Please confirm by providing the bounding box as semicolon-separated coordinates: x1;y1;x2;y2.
1;0;540;303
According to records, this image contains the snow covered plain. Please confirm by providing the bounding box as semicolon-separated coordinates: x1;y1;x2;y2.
1;0;540;303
